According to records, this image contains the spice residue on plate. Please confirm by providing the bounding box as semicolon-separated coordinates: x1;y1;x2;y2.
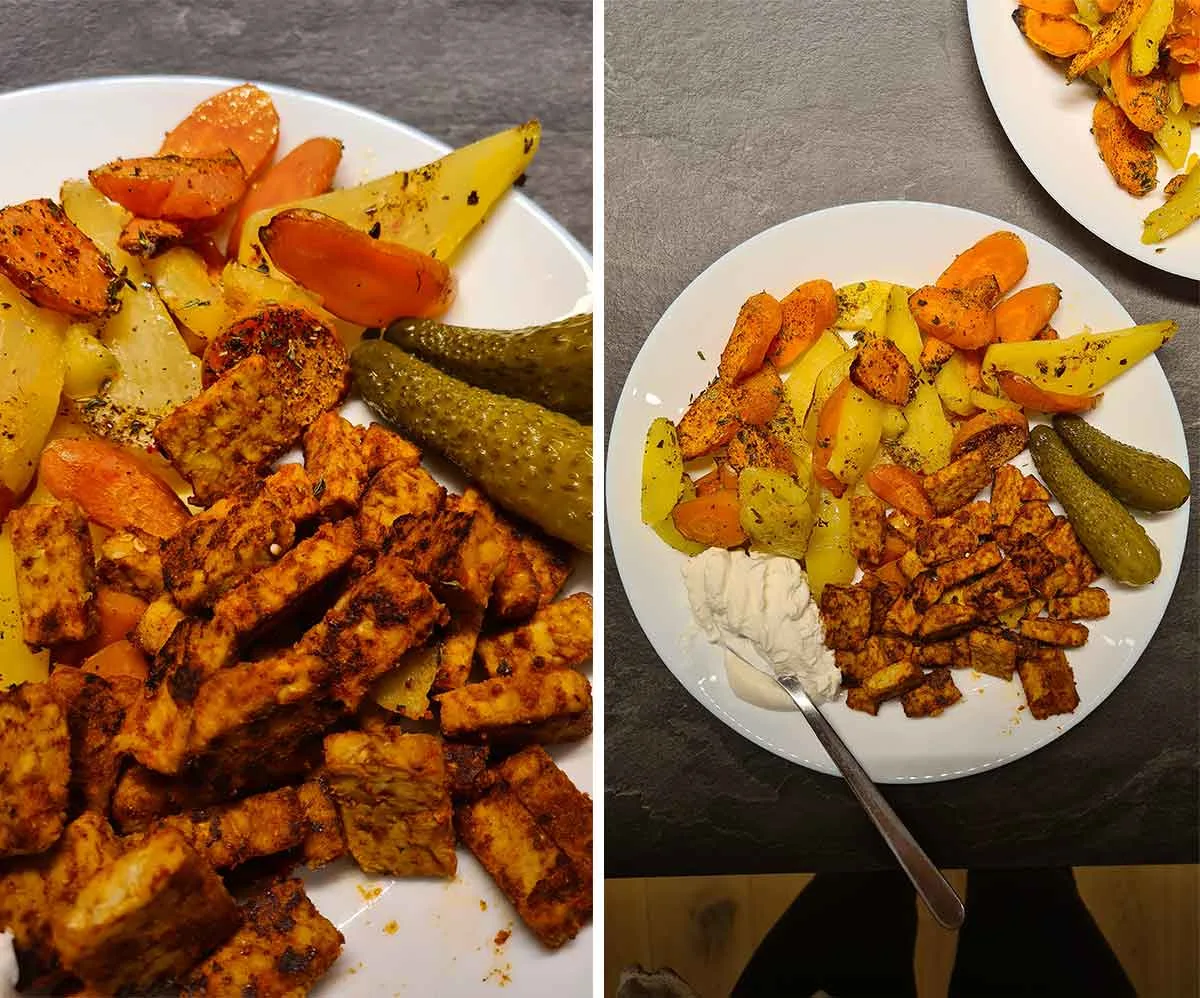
493;929;511;947
384;920;399;935
357;884;383;902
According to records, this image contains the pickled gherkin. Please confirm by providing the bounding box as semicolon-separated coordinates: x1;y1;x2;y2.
381;313;592;420
1028;425;1160;586
352;339;592;551
1053;415;1190;512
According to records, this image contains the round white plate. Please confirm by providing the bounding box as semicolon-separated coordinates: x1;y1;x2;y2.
967;0;1200;280
607;200;1188;784
0;76;592;994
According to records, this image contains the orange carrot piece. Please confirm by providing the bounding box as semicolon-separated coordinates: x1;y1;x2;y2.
81;639;149;682
937;231;1029;294
0;198;120;318
1067;0;1155;80
735;363;785;426
950;409;1030;467
117;217;187;258
961;349;984;390
90;153;248;221
694;464;739;496
920;336;955;373
1018;0;1078;14
160;83;280;180
671;490;747;548
1097;0;1120;10
92;588;149;650
1110;44;1169;131
39;438;190;539
1166;36;1200;64
1014;9;1093;57
676;381;742;460
994;284;1062;343
1092;95;1158;195
228;137;344;253
1179;63;1200;104
813;378;851;497
1034;325;1060;340
768;279;837;368
996;372;1102;413
718;291;782;383
865;464;934;520
260;208;453;326
908;285;997;350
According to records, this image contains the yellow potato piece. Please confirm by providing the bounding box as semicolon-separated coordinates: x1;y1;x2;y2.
641;417;685;524
146;248;230;341
827;385;883;486
805;490;856;600
934;350;978;418
738;467;814;559
895;378;953;474
783;331;846;435
882;283;924;367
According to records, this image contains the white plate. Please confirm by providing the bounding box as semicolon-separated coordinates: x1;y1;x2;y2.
0;76;592;994
968;0;1200;280
607;200;1189;784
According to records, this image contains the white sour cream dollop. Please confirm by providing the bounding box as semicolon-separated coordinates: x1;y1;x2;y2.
683;548;839;710
0;930;18;998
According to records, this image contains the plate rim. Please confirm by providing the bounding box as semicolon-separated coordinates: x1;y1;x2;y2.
965;0;1200;282
607;197;1189;784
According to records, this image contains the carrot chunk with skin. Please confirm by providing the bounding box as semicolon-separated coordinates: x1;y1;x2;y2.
1109;44;1169;131
768;279;837;368
908;285;997;350
866;464;934;520
718;292;782;384
936;231;1028;294
671;490;746;548
813;379;851;497
1014;8;1092;57
260;208;453;327
1092;96;1158;196
90;154;248;222
160;83;280;180
994;284;1061;343
996;372;1101;413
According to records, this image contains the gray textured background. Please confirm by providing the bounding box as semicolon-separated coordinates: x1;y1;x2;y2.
0;0;592;244
605;0;1199;875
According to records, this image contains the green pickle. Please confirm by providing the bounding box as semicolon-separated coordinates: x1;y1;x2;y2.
351;339;592;551
381;313;592;420
1053;415;1190;512
1028;425;1161;586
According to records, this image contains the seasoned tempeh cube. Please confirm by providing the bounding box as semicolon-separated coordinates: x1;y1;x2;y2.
303;411;369;519
433;597;486;692
1042;518;1100;590
446;487;511;605
845;687;879;715
161;465;316;612
968;628;1018;680
437;670;593;745
324;730;456;877
864;578;904;634
1048;588;1110;620
849;494;887;565
213;518;359;640
1009;500;1056;540
935;542;1003;587
497;745;592;880
297;779;346;868
881;593;923;637
1017;646;1079;719
159;787;307;870
132;594;186;656
901;668;963;718
922;451;990;515
1020;475;1050;502
490;518;573;622
97;528;164;600
1019;618;1089;648
444;743;495;802
298;551;447;709
109;764;223;834
45;812;122;914
898;548;927;580
0;859;53;964
914;635;970;669
0;683;70;858
835;641;886;687
181;878;343;998
10;500;97;646
818;584;872;650
477;592;594;678
916;513;978;565
46;668;126;816
918;603;979;641
357;461;444;551
990;464;1023;527
154;354;306;506
907;571;946;614
886;509;919;544
964;561;1032;616
386;503;475;585
362;422;421;474
54;828;240;993
860;659;926;703
456;786;589;948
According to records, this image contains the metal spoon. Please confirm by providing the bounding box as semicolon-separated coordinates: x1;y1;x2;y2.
774;672;966;930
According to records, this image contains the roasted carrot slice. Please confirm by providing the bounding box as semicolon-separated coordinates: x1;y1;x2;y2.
1067;0;1155;79
936;231;1029;294
671;490;747;548
81;638;149;682
908;285;997;350
813;378;851;497
117;217;187;258
160;83;280;180
1110;44;1169;130
718;291;782;383
996;372;1102;413
950;409;1030;467
228;136;344;253
39;437;191;539
768;279;837;368
260;208;453;326
90;153;248;221
0;198;120;318
1176;62;1200;104
865;464;934;520
1014;8;1092;57
1092;95;1158;195
677;381;741;460
694;463;740;496
92;588;149;651
1018;0;1078;14
735;363;785;426
919;337;955;373
994;284;1062;343
850;337;916;405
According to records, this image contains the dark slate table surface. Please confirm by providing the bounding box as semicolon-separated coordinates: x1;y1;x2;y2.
0;0;592;247
604;0;1199;877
